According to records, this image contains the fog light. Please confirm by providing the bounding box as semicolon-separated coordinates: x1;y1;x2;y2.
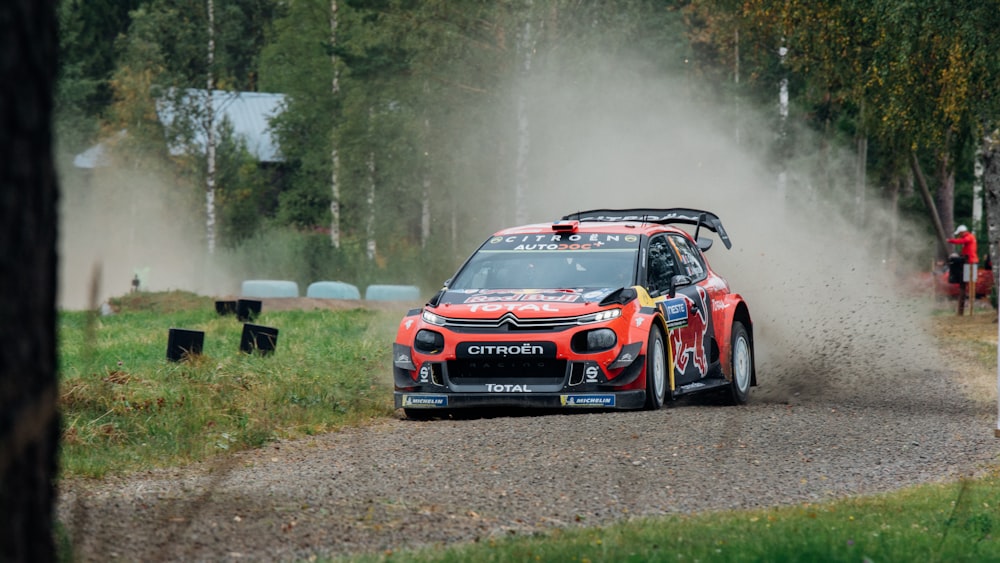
586;328;617;351
414;329;444;354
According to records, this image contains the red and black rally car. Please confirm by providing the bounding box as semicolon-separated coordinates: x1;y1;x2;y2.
393;208;755;418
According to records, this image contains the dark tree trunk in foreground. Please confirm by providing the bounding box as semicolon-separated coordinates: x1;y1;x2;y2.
0;1;61;561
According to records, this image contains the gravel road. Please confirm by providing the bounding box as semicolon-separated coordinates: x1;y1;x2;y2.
59;332;1000;562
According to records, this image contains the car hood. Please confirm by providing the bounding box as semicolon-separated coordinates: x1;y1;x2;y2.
430;288;622;318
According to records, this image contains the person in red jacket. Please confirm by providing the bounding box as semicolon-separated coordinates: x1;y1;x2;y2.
947;225;978;314
948;224;978;264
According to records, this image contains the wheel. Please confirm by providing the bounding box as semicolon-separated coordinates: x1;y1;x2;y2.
727;321;752;404
643;327;667;410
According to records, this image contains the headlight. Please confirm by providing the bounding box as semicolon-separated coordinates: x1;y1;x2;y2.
414;329;444;354
421;310;446;326
578;308;621;324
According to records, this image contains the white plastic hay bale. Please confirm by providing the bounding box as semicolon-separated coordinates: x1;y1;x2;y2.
365;284;421;302
306;281;361;300
241;280;300;298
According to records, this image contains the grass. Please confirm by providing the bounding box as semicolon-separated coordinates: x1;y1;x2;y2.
337;472;1000;562
57;293;1000;561
58;291;400;477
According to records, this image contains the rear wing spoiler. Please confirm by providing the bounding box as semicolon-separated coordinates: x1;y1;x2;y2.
561;208;732;249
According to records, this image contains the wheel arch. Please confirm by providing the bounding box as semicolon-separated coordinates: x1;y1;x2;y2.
631;309;672;393
650;312;673;392
719;297;755;387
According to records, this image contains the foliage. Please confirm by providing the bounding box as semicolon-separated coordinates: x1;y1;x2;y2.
259;0;339;230
55;0;1000;285
55;0;145;156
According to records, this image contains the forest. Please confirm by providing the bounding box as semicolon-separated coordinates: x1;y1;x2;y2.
54;0;1000;303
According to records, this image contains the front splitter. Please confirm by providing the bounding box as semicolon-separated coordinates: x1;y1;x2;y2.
395;390;646;410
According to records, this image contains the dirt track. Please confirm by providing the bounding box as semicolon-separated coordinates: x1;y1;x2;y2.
58;309;1000;562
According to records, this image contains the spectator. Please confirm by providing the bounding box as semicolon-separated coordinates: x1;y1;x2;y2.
947;225;978;265
947;225;978;315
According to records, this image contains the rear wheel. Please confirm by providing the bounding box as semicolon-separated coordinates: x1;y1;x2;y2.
643;327;667;410
727;321;752;404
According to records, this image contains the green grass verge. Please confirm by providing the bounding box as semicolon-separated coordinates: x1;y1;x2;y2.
58;291;400;477
337;473;1000;562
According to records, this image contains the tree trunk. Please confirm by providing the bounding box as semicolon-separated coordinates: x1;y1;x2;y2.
0;1;61;560
734;27;740;144
329;0;342;248
205;0;217;254
366;148;376;261
855;134;868;225
933;129;956;239
981;132;1000;292
420;83;431;248
974;147;984;231
776;40;789;200
513;2;535;225
884;174;901;266
421;130;432;247
366;106;376;262
935;150;955;239
910;151;950;257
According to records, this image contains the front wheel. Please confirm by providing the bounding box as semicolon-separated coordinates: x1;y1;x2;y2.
727;321;753;405
643;327;667;410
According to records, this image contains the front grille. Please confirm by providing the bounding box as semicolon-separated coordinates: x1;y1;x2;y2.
439;312;601;333
447;358;567;383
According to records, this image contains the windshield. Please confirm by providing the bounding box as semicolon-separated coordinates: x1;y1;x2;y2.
449;248;639;290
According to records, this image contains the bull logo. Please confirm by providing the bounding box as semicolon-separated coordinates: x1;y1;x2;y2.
670;286;710;378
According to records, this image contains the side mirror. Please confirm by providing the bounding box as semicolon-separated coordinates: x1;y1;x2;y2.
696;237;713;252
669;274;693;297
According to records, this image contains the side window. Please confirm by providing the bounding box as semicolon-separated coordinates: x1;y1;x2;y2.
646;235;678;295
669;234;707;281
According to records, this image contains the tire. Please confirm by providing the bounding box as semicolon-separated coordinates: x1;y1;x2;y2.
727;321;753;405
643;327;667;410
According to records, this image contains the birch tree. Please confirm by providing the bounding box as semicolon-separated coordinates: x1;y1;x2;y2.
512;0;536;226
329;0;342;248
205;0;218;254
983;133;1000;290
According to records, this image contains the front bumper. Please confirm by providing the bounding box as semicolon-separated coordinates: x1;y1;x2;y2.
393;337;649;411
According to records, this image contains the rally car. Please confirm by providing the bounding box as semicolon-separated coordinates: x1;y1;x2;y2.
392;208;755;419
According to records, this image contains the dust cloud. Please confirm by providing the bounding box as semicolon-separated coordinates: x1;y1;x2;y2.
511;63;944;402
58;162;240;310
58;53;948;402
